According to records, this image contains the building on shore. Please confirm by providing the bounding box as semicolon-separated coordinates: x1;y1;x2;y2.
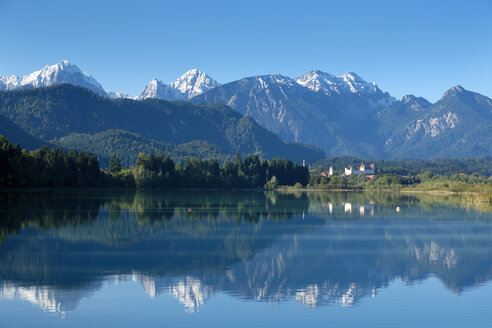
321;164;375;178
344;163;375;177
320;166;334;177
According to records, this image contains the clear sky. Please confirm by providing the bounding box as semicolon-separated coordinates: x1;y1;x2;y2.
0;0;491;101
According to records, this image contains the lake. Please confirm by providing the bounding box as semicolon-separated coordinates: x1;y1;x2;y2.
0;190;491;327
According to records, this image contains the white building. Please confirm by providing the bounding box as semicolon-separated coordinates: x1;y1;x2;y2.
345;163;375;177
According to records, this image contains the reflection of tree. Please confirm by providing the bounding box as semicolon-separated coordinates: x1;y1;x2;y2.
128;191;310;226
131;193;176;225
0;191;107;242
0;190;312;244
306;191;492;222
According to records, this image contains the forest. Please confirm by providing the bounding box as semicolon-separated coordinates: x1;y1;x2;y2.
1;136;491;192
0;136;309;189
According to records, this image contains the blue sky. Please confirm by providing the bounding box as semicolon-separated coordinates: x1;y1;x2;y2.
0;0;491;101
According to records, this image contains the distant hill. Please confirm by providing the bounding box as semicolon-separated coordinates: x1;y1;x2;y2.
54;130;231;167
0;114;53;150
0;84;325;165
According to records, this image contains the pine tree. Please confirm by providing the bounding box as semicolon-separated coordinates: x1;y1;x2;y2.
109;155;121;174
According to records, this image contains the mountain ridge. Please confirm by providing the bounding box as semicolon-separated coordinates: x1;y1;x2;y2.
0;84;325;164
377;85;492;158
2;61;491;159
137;69;220;100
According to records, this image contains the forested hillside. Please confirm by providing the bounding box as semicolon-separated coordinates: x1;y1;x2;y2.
0;114;52;150
0;85;325;165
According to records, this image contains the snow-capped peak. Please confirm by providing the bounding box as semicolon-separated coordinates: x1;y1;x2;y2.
0;60;107;96
107;91;132;99
171;69;219;98
136;78;186;101
295;70;379;96
340;72;378;93
0;75;21;91
249;74;303;91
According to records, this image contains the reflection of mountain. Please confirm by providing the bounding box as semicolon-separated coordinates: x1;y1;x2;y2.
1;274;212;315
0;190;491;313
0;281;99;316
206;217;491;306
129;273;214;311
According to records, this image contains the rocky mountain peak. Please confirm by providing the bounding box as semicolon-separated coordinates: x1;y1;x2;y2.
170;69;219;98
0;60;106;96
441;85;470;100
136;78;186;101
400;95;432;111
295;70;380;96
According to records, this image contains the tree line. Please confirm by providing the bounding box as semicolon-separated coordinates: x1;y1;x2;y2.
0;136;309;189
2;136;489;191
127;152;309;188
0;190;311;243
0;136;102;187
309;169;491;191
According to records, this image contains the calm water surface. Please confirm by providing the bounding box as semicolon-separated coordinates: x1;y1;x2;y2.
0;190;491;327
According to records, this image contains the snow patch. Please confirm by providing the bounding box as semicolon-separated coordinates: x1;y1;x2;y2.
171;69;219;98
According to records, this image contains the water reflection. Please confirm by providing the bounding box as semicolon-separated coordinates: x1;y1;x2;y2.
0;190;491;314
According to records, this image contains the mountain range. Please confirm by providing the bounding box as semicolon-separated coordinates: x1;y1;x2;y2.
1;60;491;161
0;84;324;166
